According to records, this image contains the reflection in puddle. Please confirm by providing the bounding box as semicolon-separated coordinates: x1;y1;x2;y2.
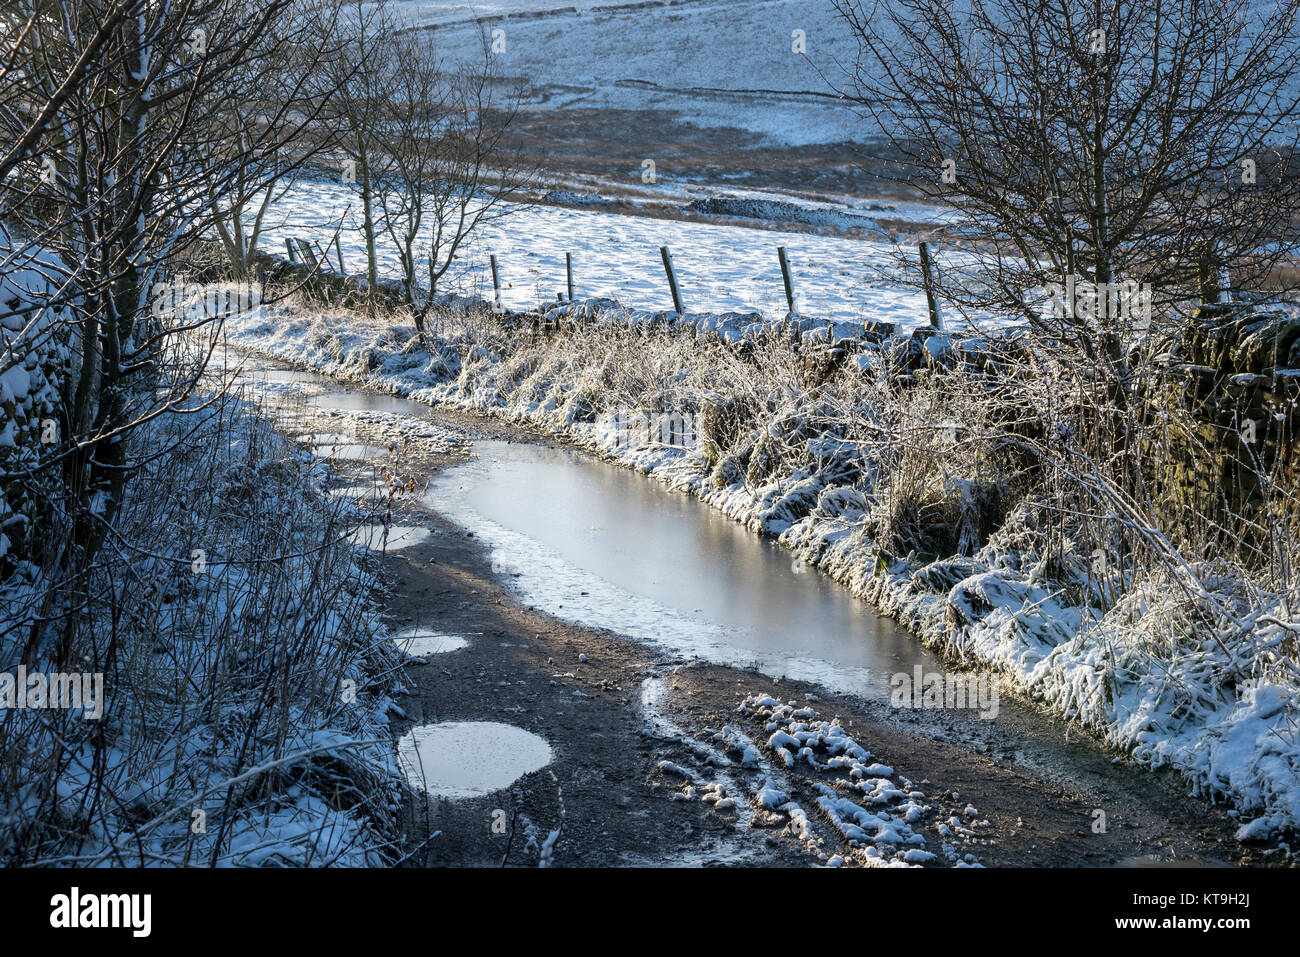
239;366;316;382
307;392;428;416
427;440;945;699
348;524;432;551
392;630;470;656
396;721;552;799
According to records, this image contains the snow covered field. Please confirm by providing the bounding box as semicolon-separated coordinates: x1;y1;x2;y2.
390;0;866;146
387;0;660;26
386;0;1299;154
269;178;997;332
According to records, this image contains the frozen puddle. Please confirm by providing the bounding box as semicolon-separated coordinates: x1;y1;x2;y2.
307;392;430;417
330;483;390;505
396;721;553;799
321;443;388;461
392;630;471;657
348;524;432;551
296;431;358;446
246;368;311;382
427;440;945;699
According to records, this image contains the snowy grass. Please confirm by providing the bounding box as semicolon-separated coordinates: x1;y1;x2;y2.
224;292;1300;845
0;389;404;866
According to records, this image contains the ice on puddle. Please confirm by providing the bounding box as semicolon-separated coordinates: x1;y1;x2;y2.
397;721;552;799
391;629;470;657
348;525;433;552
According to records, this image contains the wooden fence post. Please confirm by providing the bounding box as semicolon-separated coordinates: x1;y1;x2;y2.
489;254;502;310
285;238;296;263
334;235;346;275
778;246;796;314
566;252;575;303
919;241;944;330
660;245;684;315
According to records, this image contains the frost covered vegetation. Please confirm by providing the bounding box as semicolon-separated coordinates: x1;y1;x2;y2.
0;390;403;864
227;290;1300;841
0;0;416;865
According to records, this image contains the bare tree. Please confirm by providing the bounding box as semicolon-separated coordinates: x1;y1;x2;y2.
835;0;1300;365
830;0;1300;580
0;3;412;867
325;0;397;295
0;0;348;660
373;27;535;337
189;0;349;278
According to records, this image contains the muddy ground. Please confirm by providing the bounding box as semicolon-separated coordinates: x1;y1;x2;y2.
265;367;1278;870
508;111;960;242
511;107;893;199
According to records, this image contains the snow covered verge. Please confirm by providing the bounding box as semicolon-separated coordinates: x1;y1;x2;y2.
223;297;1300;846
0;390;405;865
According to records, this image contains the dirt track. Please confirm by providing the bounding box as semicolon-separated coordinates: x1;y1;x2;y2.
288;384;1265;868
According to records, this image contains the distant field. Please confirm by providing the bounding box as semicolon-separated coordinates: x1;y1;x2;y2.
384;0;901;200
401;0;871;154
382;0;1299;203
